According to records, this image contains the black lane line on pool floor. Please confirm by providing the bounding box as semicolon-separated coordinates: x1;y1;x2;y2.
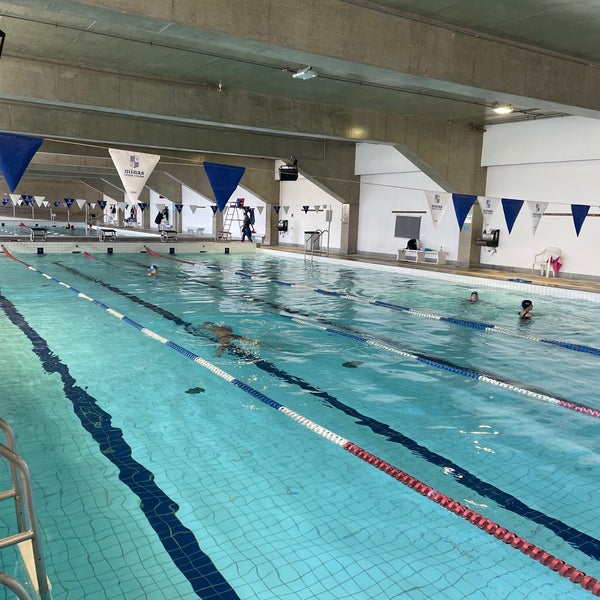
55;260;600;562
0;292;241;600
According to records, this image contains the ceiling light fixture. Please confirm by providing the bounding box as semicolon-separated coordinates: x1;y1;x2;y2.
292;66;318;80
492;102;514;115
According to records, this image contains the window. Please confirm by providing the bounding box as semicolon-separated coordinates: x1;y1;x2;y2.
394;216;421;239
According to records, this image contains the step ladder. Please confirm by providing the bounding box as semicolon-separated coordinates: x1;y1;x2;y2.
221;201;247;238
0;418;51;600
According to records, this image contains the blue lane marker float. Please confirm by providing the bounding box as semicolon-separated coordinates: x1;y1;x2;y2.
143;247;600;359
5;249;600;596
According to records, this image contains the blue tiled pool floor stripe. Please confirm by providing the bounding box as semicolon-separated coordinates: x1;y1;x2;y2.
0;291;240;600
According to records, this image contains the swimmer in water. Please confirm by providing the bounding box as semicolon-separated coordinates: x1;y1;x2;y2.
201;322;259;357
519;299;534;318
469;291;479;302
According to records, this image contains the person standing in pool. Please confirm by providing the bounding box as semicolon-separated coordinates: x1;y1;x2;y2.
519;299;534;318
469;291;479;302
147;264;158;277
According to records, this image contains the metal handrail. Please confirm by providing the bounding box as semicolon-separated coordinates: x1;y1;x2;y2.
0;419;50;599
304;229;330;261
0;572;33;600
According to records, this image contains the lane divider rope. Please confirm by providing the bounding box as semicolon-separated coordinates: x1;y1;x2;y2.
4;246;600;596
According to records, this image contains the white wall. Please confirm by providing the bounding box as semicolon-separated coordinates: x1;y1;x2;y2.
482;117;600;277
278;175;341;250
355;143;461;259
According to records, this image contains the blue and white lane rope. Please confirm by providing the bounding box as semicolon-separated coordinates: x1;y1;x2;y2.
287;315;600;419
7;249;600;597
146;246;599;358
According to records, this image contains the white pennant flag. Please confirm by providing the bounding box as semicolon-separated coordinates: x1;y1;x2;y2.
109;148;160;203
527;201;548;235
477;196;501;229
117;201;127;213
283;206;290;215
34;195;46;207
190;205;199;214
257;206;264;215
425;191;451;229
76;199;86;209
9;194;20;206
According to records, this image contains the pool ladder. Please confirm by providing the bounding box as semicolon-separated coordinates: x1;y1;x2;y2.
0;418;51;600
304;229;330;262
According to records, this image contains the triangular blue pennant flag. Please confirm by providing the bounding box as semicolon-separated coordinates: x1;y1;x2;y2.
274;206;281;214
138;202;148;212
54;201;61;207
501;198;524;234
64;198;74;208
571;204;590;237
302;205;309;213
0;133;43;192
98;200;107;210
174;204;183;213
452;194;477;230
2;198;9;205
204;161;246;212
210;205;218;214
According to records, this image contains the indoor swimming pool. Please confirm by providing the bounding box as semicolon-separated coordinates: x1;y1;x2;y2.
0;247;598;599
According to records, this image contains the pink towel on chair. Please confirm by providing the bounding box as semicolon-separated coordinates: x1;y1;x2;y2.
550;256;562;274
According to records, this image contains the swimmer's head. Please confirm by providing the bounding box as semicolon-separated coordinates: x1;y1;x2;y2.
521;300;532;309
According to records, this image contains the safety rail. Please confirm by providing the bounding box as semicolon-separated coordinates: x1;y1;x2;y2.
0;418;50;600
304;229;329;261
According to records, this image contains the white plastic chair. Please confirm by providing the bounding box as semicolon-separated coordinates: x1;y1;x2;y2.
532;247;562;277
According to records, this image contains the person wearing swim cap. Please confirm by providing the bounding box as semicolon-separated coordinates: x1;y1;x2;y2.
469;291;479;302
147;264;158;277
519;299;534;318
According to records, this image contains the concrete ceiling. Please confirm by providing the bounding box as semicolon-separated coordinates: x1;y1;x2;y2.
0;0;598;197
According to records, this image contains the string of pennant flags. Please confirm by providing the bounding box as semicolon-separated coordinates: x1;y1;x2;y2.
424;192;593;237
0;132;595;236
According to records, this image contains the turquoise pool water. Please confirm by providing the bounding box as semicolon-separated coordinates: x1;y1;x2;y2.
0;249;598;599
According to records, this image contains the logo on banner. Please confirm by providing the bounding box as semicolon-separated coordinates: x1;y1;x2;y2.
125;155;143;176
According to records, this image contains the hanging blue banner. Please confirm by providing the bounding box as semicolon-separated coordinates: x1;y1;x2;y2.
204;161;246;212
571;204;590;237
501;198;524;234
64;198;74;208
302;205;309;213
54;201;61;207
174;204;183;213
2;198;9;205
0;133;43;192
210;205;218;214
98;200;107;210
138;202;148;212
274;206;281;214
451;194;477;230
